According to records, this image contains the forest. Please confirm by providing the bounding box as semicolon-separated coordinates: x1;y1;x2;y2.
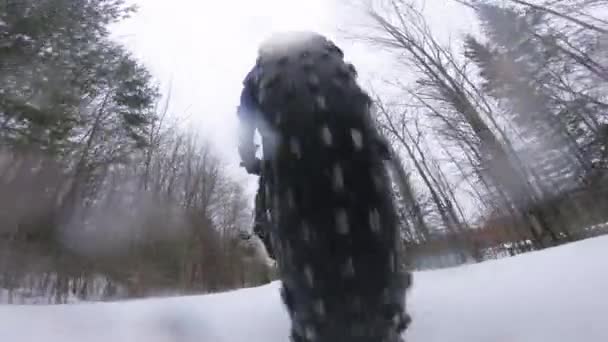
1;0;607;303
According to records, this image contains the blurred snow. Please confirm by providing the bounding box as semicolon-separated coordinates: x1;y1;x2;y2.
1;235;608;342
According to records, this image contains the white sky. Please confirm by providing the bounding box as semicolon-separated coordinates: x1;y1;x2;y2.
112;0;475;197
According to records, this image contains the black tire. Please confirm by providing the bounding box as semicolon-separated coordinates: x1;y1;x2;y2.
250;32;411;342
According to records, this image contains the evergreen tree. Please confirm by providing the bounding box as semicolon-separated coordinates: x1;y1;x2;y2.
465;3;586;197
0;0;157;156
465;1;608;186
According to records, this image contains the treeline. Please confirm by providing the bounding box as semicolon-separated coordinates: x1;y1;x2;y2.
3;0;607;301
0;0;271;304
360;0;608;268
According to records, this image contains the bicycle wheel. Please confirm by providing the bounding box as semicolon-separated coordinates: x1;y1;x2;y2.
249;32;411;342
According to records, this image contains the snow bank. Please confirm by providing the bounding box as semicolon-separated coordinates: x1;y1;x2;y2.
1;236;608;342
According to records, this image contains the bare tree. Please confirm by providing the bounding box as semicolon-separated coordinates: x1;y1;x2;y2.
357;0;561;249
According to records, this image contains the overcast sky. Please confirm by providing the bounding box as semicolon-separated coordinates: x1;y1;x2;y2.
112;0;475;196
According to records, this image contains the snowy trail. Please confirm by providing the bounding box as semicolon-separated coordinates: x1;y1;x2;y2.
2;236;608;342
409;236;608;342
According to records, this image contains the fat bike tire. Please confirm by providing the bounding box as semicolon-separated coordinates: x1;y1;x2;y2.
251;33;412;342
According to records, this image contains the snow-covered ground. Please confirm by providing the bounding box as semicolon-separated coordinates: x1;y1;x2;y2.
1;236;608;342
